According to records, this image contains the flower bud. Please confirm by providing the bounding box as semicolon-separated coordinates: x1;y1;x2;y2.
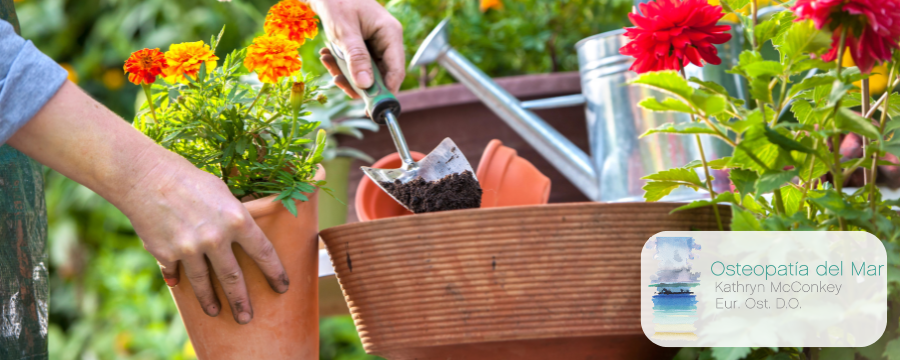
316;93;328;104
290;82;305;112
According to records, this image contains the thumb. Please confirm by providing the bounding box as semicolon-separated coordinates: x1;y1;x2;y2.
342;37;374;89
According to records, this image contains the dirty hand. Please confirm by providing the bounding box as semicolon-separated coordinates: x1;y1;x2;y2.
8;81;287;325
311;0;405;97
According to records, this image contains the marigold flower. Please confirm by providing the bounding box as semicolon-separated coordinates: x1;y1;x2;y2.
792;0;900;74
264;0;319;45
123;48;167;85
480;0;503;12
244;35;303;84
162;41;219;83
620;0;732;74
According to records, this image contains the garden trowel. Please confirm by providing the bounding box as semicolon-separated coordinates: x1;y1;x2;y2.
324;41;478;212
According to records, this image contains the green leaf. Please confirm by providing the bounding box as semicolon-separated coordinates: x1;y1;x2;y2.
884;339;900;360
670;192;737;212
691;91;728;115
730;168;759;196
827;80;853;107
743;61;784;77
788;75;836;98
731;207;763;231
642;167;704;187
835;107;880;139
281;198;298;217
764;126;815;153
638;98;694;114
750;77;773;104
807;190;869;220
756;169;798;194
743;194;765;214
641;122;721;138
781;185;803;216
642;168;704;202
630;71;693;100
773;19;829;64
723;0;749;13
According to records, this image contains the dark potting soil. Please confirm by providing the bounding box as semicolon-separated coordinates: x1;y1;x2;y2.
381;170;482;214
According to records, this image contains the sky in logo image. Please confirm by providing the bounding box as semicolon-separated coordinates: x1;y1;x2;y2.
651;237;701;285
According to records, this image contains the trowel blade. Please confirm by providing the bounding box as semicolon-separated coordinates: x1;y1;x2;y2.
361;137;477;211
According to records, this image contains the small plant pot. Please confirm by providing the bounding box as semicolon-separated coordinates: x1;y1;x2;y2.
477;139;551;208
354;151;426;221
320;202;729;360
169;169;325;359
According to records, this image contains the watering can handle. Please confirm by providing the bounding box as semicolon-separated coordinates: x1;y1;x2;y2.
325;42;401;125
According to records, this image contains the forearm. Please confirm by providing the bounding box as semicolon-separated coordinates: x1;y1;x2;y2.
6;81;186;210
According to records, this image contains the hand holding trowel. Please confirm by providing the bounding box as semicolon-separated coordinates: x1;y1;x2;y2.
323;41;482;214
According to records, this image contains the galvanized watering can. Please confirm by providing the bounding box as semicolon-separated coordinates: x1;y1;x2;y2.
409;19;744;202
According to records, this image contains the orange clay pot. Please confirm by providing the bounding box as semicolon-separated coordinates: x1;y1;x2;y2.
169;169;325;359
356;140;551;221
355;151;426;222
477;139;551;208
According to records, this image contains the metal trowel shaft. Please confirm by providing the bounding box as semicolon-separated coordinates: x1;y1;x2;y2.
384;111;414;168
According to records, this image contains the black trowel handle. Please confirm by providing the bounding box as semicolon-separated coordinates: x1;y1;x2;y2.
325;42;401;125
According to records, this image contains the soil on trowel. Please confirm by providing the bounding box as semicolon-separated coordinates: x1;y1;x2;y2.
381;170;482;214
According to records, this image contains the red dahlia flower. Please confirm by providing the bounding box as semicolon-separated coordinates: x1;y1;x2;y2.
620;0;732;74
793;0;900;74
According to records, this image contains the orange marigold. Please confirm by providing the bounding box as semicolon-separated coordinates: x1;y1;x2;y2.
123;48;167;85
244;35;303;84
480;0;503;12
264;0;319;45
162;41;219;83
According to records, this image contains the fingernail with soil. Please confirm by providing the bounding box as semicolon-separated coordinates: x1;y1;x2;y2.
237;311;252;324
164;278;178;287
206;304;219;316
356;71;373;88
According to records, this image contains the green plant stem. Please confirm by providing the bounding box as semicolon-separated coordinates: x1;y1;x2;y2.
680;66;723;230
832;30;848;231
695;133;725;230
871;62;897;218
774;77;789;124
862;78;871;186
141;84;158;123
246;83;270;115
751;0;759;51
268;98;299;182
835;29;847;80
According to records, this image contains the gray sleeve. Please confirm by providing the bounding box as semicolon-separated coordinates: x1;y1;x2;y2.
0;19;68;145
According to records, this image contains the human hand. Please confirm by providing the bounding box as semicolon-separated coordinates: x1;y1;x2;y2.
119;155;289;325
8;81;288;325
311;0;405;97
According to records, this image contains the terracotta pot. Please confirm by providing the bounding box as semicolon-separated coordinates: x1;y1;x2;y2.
320;202;729;360
339;72;591;222
170;170;325;359
354;151;426;221
477;139;551;208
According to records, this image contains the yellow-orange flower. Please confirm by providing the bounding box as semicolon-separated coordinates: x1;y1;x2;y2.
162;41;218;83
59;63;79;84
264;0;319;45
480;0;503;12
244;35;303;84
123;48;167;85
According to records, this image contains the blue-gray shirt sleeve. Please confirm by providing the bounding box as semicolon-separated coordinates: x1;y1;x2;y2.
0;19;68;145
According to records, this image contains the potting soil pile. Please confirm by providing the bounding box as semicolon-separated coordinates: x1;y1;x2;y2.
381;170;482;213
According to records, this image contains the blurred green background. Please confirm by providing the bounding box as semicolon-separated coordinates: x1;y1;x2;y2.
11;0;630;358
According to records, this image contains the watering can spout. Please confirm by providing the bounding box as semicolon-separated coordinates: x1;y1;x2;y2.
410;19;600;201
